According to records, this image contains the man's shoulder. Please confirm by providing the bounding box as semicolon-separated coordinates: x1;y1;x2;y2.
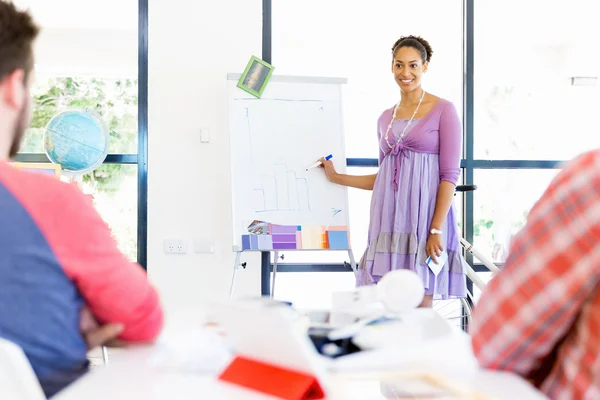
566;149;600;170
525;149;600;222
552;150;600;189
0;162;88;211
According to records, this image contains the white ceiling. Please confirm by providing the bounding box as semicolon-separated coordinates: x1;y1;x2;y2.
13;0;137;30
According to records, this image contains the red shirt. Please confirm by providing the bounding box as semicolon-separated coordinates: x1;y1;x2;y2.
0;161;163;396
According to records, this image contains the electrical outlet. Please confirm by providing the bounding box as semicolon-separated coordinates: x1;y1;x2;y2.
163;239;187;254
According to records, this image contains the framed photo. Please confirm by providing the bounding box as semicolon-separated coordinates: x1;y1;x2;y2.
12;162;61;179
237;56;275;98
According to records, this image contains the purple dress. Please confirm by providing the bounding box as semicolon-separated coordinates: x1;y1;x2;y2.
356;99;467;299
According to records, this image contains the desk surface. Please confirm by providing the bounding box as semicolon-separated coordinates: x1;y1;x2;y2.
54;346;547;400
55;308;548;400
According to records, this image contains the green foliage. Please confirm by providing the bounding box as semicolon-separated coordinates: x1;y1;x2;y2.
20;76;139;261
22;77;138;190
474;218;494;236
24;77;138;155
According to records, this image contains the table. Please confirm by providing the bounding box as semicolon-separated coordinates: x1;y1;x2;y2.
55;344;547;400
54;306;547;400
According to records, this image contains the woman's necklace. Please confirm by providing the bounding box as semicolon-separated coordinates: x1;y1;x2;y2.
382;89;425;151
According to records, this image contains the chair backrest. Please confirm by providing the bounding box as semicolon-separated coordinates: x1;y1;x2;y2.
0;337;46;400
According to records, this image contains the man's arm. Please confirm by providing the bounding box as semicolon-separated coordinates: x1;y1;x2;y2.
471;151;600;378
79;306;124;348
40;184;164;342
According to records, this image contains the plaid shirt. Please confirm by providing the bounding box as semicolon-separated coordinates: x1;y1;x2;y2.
471;150;600;400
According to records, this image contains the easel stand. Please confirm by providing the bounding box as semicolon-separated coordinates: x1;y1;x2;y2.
230;249;357;299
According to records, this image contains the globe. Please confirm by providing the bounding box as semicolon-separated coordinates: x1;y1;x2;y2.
43;109;109;174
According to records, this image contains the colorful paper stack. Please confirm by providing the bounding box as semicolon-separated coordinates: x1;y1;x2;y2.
296;227;303;249
241;224;299;251
271;225;298;250
326;226;350;249
301;226;325;249
241;224;350;251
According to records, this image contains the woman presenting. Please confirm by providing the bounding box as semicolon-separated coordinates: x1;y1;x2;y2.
320;35;466;307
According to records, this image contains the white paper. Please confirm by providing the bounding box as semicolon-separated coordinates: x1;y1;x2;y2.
426;251;448;276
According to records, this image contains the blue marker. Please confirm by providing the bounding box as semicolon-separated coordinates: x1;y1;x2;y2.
305;154;333;171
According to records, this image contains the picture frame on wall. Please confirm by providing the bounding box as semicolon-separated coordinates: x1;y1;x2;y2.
237;56;275;98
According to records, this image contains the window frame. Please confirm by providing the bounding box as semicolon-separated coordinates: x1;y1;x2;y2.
16;0;569;278
13;0;149;269
263;0;566;295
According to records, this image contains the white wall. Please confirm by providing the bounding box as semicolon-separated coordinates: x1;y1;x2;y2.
147;0;264;313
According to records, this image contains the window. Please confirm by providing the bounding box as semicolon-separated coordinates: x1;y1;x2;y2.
23;77;138;154
273;0;464;160
474;0;600;160
270;0;463;308
14;0;143;264
267;1;593;309
470;0;600;269
81;165;138;261
472;169;559;264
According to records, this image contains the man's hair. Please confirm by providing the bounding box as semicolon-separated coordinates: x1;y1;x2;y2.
0;1;39;81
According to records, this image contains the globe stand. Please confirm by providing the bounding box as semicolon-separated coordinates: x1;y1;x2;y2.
66;173;82;185
60;171;95;202
60;170;81;187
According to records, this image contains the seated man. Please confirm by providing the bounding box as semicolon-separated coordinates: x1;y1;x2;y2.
471;149;600;399
0;1;163;397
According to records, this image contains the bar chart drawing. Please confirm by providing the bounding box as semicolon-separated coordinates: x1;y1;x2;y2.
253;164;311;213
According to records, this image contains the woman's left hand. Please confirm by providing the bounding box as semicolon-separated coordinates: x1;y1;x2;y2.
426;234;444;264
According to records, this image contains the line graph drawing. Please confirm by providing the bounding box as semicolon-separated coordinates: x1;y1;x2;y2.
253;164;311;213
245;106;252;148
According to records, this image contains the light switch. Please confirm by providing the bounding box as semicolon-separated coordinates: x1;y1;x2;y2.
200;128;210;143
194;239;215;253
